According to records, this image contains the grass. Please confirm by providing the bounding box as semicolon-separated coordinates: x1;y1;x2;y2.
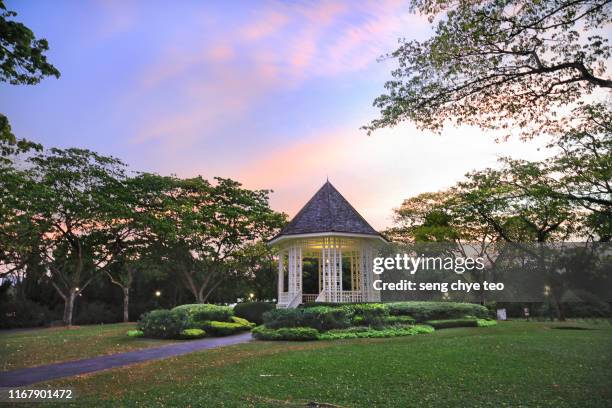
0;323;176;371
26;320;612;407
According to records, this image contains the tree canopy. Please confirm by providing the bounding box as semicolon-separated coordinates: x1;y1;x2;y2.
0;0;59;162
364;0;612;139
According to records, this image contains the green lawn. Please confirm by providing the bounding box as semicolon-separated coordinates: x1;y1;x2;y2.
28;320;612;407
0;323;176;371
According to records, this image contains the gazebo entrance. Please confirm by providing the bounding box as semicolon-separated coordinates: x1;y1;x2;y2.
269;181;386;308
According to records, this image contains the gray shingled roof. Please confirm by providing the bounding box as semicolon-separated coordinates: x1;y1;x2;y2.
275;181;383;238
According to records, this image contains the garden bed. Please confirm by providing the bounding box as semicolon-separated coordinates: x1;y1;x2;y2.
254;301;496;341
132;304;255;340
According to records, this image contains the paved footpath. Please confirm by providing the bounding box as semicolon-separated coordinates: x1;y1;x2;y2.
0;332;253;387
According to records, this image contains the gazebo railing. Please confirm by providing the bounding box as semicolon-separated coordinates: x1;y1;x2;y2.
302;294;318;303
281;291;365;306
340;291;364;303
279;292;291;305
313;290;364;303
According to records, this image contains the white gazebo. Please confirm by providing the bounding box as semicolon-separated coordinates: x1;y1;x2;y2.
269;181;387;308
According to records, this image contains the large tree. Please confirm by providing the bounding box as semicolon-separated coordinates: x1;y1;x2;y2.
364;0;611;139
101;173;175;322
0;0;59;161
27;148;127;325
161;177;285;303
0;166;40;279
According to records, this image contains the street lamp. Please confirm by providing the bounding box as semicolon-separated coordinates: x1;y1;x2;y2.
249;293;255;300
155;290;161;297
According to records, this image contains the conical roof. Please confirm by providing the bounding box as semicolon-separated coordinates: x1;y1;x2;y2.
271;181;384;242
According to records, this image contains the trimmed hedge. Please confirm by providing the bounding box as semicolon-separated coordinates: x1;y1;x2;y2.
252;324;435;341
425;318;497;329
387;302;490;322
231;316;256;328
172;304;233;323
262;308;301;329
180;328;206;339
342;304;389;328
318;325;434;340
302;301;489;322
476;319;498;327
137;304;255;339
138;309;188;339
252;326;319;341
302;306;351;331
263;307;350;331
126;329;144;338
202;321;250;336
233;302;275;325
384;315;416;326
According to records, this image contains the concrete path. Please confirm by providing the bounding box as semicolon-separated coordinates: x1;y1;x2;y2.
0;332;253;387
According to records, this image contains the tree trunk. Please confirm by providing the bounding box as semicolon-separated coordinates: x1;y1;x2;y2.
123;286;130;322
552;291;565;321
64;290;76;326
196;287;205;304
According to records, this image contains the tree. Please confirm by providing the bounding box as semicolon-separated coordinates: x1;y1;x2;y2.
101;173;175;322
457;160;576;243
0;0;59;161
233;241;278;301
544;103;612;240
0;166;40;279
27;148;127;325
387;191;459;243
364;0;612;139
160;177;285;303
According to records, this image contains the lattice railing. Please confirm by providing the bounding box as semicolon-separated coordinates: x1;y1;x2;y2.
302;294;318;303
279;292;291;304
340;291;364;303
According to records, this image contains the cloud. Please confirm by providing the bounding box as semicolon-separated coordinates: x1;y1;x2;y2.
232;122;551;230
127;1;430;148
240;11;289;41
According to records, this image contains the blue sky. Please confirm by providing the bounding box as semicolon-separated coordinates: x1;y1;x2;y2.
1;1;550;228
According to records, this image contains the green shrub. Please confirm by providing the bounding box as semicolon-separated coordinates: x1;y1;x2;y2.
301;306;351;330
425;318;480;329
202;321;249;336
0;298;60;329
233;302;275;325
126;329;144;338
262;308;302;329
180;328;206;339
342;304;389;328
476;319;497;327
387;302;489;322
252;326;319;341
138;309;188;339
172;304;233;323
384;315;416;326
231;316;256;328
318;325;434;340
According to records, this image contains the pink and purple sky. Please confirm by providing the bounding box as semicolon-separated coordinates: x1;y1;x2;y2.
2;1;550;229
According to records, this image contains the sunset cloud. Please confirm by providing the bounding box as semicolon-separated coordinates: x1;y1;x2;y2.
2;1;546;230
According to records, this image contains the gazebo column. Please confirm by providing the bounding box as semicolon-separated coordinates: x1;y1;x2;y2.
277;250;284;300
321;237;342;302
360;242;380;302
287;245;302;304
350;250;361;293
